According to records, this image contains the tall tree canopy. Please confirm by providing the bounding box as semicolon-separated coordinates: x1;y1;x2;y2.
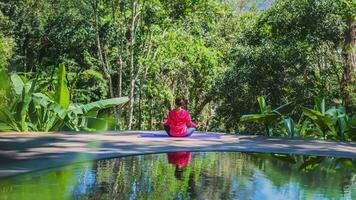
0;0;354;132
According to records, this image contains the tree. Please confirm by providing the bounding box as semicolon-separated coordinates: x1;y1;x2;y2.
215;0;350;132
338;0;356;112
0;10;14;68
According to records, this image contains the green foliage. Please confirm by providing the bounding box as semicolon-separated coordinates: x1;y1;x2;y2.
0;65;129;132
240;96;354;141
0;0;354;135
0;10;14;68
240;96;295;136
55;64;70;109
302;107;336;138
0;69;10;101
215;0;353;132
0;33;14;68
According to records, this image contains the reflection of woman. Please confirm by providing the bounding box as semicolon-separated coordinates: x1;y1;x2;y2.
167;152;191;180
161;97;199;137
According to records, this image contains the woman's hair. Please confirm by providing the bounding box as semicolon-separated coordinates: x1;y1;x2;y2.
174;166;184;180
175;97;187;107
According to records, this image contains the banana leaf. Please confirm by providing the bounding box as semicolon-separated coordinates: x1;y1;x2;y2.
271;154;297;164
28;94;50;130
18;80;37;131
55;64;70;109
299;156;325;172
240;113;279;126
314;98;326;114
257;96;267;113
326;106;348;136
273;102;296;116
73;97;129;116
283;117;295;137
0;107;20;131
0;123;15;132
85;117;115;131
302;107;335;134
33;93;68;119
10;73;24;95
304;128;324;138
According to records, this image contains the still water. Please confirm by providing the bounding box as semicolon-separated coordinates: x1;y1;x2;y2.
0;152;355;200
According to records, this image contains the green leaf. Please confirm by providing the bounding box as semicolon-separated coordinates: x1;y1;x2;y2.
283;117;295;137
0;69;10;102
55;64;70;109
305;128;324;137
327;107;348;133
19;80;37;132
314;98;325;114
302;107;335;134
299;156;325;172
73;97;129;116
271;154;297;164
240;113;279;126
348;115;356;140
0;123;15;132
32;93;68;119
85;117;114;131
273;102;296;116
257;96;267;113
10;73;24;95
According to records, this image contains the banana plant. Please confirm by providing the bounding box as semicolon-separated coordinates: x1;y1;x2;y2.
302;107;335;139
32;92;129;131
240;96;296;136
325;106;349;140
302;99;351;140
30;64;129;131
0;71;37;132
0;65;129;132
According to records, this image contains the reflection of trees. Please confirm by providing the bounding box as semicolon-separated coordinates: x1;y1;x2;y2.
246;153;356;200
1;152;355;199
82;153;356;200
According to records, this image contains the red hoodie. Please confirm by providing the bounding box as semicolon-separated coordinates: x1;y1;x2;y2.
163;109;197;137
167;152;191;168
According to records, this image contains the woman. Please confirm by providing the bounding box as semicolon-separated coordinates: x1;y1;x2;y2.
162;97;199;137
167;151;191;180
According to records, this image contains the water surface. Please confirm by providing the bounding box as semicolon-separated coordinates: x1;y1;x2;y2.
0;152;355;200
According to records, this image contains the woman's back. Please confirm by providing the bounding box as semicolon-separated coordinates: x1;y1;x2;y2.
163;97;198;137
164;109;197;136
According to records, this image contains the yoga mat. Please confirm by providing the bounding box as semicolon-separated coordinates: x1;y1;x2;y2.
138;134;221;139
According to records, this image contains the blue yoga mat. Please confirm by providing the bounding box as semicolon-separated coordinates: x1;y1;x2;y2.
138;134;221;139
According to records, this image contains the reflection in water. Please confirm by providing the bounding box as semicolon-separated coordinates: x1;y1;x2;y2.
167;152;191;180
0;152;355;200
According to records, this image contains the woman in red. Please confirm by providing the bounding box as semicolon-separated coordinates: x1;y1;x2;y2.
162;97;199;137
167;152;191;180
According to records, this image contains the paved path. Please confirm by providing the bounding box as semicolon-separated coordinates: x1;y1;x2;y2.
0;131;356;178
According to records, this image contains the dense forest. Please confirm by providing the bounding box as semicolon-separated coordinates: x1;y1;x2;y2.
0;0;355;138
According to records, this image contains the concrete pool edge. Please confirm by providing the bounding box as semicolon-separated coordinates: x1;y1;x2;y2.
1;131;356;178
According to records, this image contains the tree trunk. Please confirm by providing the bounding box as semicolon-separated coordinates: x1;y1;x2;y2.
103;49;114;98
117;55;123;98
128;0;138;130
341;20;356;112
128;67;135;129
138;84;142;130
149;99;153;129
93;2;114;98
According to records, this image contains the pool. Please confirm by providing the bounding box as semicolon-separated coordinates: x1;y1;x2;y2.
0;152;355;200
